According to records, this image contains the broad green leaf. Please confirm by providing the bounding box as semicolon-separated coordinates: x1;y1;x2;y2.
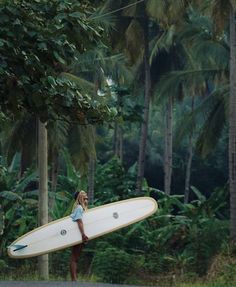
190;186;206;202
47;76;56;86
53;51;66;65
5;208;15;220
69;12;82;18
15;171;38;193
0;191;22;201
22;199;38;206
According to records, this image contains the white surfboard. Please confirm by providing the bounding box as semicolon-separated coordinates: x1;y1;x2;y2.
8;197;157;259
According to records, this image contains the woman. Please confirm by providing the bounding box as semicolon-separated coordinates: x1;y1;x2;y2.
70;190;89;281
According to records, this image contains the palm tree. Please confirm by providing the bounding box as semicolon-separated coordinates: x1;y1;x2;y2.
177;0;236;242
136;6;152;193
100;0;154;192
69;41;132;201
153;3;229;198
147;0;189;194
0;115;37;176
184;98;195;203
153;0;236;244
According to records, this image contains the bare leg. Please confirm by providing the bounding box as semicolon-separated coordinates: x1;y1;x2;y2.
70;244;84;281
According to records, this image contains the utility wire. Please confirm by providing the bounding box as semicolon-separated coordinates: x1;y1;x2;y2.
89;0;146;20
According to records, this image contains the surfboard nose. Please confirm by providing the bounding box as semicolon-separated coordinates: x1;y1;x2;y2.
7;244;28;258
11;244;28;251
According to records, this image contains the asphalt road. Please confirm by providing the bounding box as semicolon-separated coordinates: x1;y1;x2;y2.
0;282;149;287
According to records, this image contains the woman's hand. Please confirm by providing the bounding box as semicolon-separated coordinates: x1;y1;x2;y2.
82;234;88;243
77;220;88;243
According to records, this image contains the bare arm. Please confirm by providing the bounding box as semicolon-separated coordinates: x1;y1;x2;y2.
76;219;88;242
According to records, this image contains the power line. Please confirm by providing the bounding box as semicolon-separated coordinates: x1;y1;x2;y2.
90;0;146;20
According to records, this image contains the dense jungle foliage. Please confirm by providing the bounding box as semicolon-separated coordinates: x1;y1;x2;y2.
0;154;233;285
0;0;236;286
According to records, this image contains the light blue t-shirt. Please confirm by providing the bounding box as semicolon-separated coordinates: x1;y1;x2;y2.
70;205;84;221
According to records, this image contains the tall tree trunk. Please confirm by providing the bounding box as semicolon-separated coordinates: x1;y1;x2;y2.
164;96;173;195
229;5;236;243
20;146;32;177
38;120;49;279
0;204;4;257
119;127;123;162
184;98;194;203
49;148;59;221
113;88;123;160
88;77;99;204
51;149;59;193
136;17;151;193
88;153;95;205
184;135;193;203
114;122;119;157
114;126;123;161
87;126;96;205
20;116;37;177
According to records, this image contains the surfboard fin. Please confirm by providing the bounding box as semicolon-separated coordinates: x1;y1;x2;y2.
10;244;28;252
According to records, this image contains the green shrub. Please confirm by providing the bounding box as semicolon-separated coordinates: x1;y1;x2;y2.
0;259;8;270
91;247;132;283
94;157;137;205
50;249;71;278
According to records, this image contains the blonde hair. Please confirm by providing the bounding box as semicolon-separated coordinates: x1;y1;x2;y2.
72;190;88;211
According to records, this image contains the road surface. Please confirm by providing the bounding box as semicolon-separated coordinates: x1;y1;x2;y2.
0;282;150;287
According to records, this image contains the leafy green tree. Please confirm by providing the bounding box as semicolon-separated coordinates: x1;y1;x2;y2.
0;0;115;278
0;0;111;123
94;157;137;204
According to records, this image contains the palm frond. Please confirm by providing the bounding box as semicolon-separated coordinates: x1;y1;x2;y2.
8;152;21;173
71;47;133;85
88;5;116;33
231;0;236;10
195;43;228;70
121;0;139;17
150;25;175;64
179;10;229;69
174;85;228;147
15;171;38;193
146;0;186;27
104;54;134;84
125;19;144;64
211;0;230;33
146;0;166;23
61;72;94;94
174;100;197;147
3;115;36;166
196;95;227;158
61;149;77;180
156;68;225;104
67;124;96;175
179;10;214;48
47;118;70;151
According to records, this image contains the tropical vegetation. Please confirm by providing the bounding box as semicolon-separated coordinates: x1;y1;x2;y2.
0;0;236;286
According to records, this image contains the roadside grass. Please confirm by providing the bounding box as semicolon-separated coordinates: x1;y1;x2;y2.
0;261;235;287
0;274;233;287
176;283;231;287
